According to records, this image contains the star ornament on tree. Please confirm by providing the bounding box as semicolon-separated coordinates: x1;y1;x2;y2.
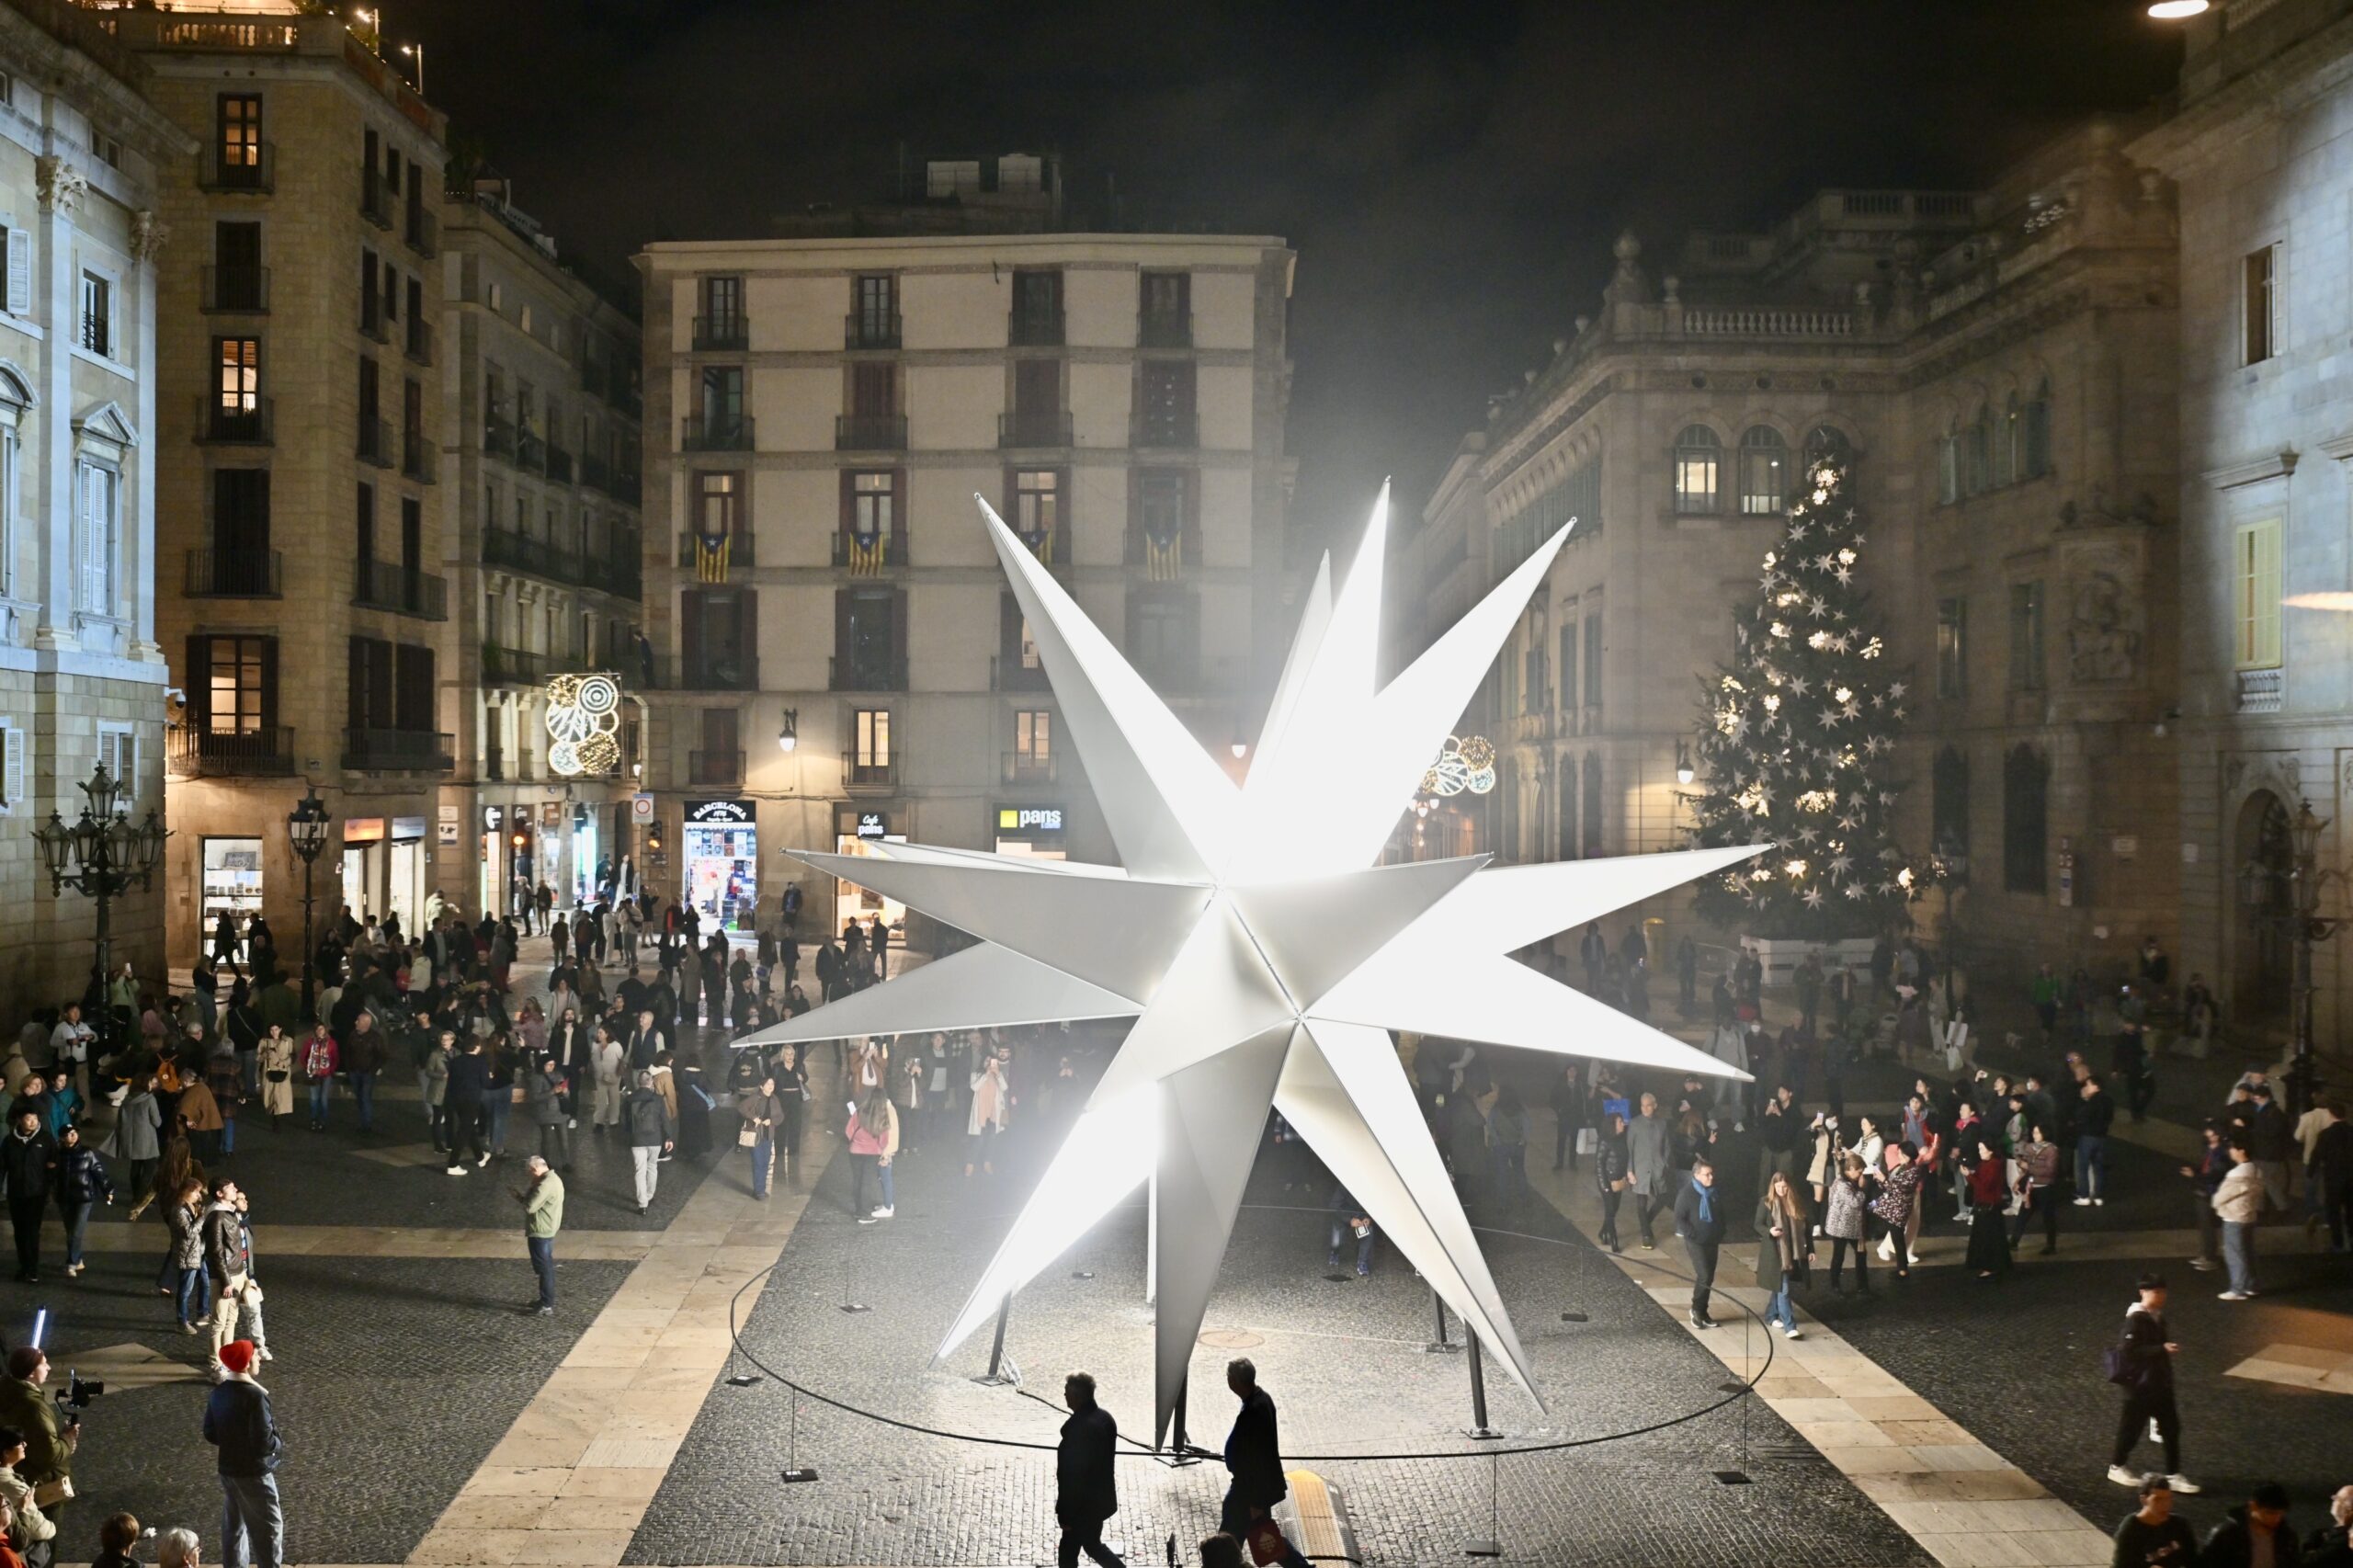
743;489;1763;1445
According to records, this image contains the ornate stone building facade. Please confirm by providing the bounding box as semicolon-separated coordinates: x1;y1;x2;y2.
0;0;184;1018
1400;130;2183;987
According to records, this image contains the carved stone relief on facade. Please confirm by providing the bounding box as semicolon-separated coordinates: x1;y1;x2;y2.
34;156;86;214
130;210;168;264
2055;531;2148;688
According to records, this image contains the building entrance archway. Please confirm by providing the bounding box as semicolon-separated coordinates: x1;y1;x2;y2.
2233;788;2293;1026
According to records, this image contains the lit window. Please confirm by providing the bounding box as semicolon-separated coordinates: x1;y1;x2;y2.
2234;517;2282;670
1737;426;1786;515
1672;426;1720;514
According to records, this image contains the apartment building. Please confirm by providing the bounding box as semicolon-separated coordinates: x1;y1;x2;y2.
0;0;183;1017
1402;137;2181;987
440;178;642;921
638;160;1292;937
99;1;455;957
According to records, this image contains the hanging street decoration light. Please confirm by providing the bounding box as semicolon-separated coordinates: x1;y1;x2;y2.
1420;733;1496;798
544;673;622;777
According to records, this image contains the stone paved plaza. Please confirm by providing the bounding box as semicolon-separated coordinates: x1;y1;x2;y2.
0;940;2344;1567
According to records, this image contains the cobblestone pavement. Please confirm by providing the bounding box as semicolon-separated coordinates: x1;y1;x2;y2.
629;1141;1931;1567
1833;1249;2353;1540
41;1253;635;1564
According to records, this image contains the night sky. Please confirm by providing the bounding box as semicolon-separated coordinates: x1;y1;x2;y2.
393;0;2183;543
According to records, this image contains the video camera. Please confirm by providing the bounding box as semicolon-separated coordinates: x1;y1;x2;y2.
51;1369;101;1414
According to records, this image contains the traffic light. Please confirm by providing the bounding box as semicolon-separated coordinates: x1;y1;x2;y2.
646;822;664;853
510;830;528;851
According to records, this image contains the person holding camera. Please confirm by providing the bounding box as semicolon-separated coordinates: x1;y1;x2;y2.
0;1350;78;1538
201;1341;281;1568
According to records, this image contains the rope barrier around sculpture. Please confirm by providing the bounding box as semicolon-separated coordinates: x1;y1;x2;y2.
717;1199;1778;1466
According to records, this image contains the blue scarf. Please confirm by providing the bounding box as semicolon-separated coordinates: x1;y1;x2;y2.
1696;1182;1715;1224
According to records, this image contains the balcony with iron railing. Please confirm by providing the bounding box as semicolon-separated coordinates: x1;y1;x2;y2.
404;317;433;367
404;203;438;258
1009;306;1064;347
582;451;609;493
481;643;586;685
607;374;641;419
682;414;754;452
1134;411;1199;449
1006;519;1074;574
516;429;546;473
195;396;273;447
201;265;269;313
167;724;295;779
483;528;583;585
998;408;1074;449
834;413;905;451
676;530;757;569
400;433;437;484
1139;309;1192;349
198;141;274;194
483;412;516;461
184;547;281;598
688;749;745;788
842;749;900;790
352;558;447;619
358;297;390;345
544;444;574;485
831;529;905;572
357;415;393;468
360;165;394;229
990;653;1051;691
343;727;452;772
648;653;760;691
1001;751;1058;784
845;312;901;350
828;654;906;693
692;313;748;352
608;469;642;506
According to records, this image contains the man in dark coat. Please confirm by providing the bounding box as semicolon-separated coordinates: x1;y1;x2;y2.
1053;1371;1122;1568
1672;1157;1729;1329
1220;1358;1308;1568
443;1040;490;1174
2200;1483;2302;1568
1;1110;55;1281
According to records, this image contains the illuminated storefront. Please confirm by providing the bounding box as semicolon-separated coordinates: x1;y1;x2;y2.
685;798;758;930
833;806;906;937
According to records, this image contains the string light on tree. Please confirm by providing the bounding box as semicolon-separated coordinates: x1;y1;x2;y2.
1682;452;1931;940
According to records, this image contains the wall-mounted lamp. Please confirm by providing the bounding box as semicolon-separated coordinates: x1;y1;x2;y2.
778;708;799;754
1675;738;1695;786
1230;717;1248;761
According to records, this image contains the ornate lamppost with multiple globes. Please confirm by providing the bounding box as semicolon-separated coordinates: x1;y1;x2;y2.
32;763;167;1054
286;784;333;1023
2238;798;2339;1117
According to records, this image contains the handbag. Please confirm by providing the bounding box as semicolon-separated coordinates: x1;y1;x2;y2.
737;1123;761;1148
265;1070;288;1084
1245;1518;1290;1568
1576;1127;1597;1155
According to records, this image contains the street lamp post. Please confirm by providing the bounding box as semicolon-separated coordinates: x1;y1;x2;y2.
287;785;333;1024
32;764;167;1059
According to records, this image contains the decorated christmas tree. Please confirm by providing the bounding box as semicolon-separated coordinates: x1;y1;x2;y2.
1686;453;1928;941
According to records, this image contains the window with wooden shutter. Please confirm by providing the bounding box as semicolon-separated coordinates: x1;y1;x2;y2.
0;722;21;811
2234;517;2283;670
75;460;116;613
3;229;27;317
394;642;433;731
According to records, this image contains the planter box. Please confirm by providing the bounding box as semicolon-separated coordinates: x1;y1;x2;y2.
1741;934;1877;986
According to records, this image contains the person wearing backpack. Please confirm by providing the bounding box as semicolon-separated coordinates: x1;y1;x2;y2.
2105;1272;2199;1494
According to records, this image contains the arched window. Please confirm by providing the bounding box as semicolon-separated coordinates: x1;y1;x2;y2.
1581;752;1604;857
2022;378;2052;479
1938;423;1959;506
1965;403;1992;496
1558;753;1578;860
1997;392;2020;488
1673;425;1720;515
1932;746;1971;867
1737;426;1787;516
1804;423;1851;472
2002;744;2049;893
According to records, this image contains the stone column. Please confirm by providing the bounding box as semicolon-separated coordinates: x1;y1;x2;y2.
128;209;166;662
33;154;85;652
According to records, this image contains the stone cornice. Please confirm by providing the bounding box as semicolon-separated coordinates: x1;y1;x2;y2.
2203;448;2299;490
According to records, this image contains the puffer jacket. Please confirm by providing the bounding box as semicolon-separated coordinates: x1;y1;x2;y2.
52;1144;114;1205
166;1199;206;1269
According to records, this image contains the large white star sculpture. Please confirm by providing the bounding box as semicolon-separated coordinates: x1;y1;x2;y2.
743;488;1760;1445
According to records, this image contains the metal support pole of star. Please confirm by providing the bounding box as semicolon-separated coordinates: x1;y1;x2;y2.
779;1385;817;1485
1425;1286;1461;1354
1462;1333;1502;1440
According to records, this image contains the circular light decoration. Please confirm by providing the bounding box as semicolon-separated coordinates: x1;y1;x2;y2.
1422;734;1497;798
545;672;623;778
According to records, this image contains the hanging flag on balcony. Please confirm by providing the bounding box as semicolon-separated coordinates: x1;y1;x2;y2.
848;512;888;576
695;522;730;584
1142;510;1183;582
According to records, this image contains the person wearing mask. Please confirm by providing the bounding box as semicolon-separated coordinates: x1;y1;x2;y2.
2075;1076;2115;1209
1626;1092;1673;1251
2212;1138;2265;1301
1754;1169;1813;1338
1052;1371;1122;1568
2200;1484;2299;1568
624;1071;671;1213
2107;1272;2197;1493
51;1124;113;1279
1;1111;54;1283
515;1155;563;1316
201;1340;282;1568
2109;1474;2198;1568
1673;1157;1729;1329
1219;1359;1309;1568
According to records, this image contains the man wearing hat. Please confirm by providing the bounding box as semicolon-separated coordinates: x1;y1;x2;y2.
202;1340;282;1568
